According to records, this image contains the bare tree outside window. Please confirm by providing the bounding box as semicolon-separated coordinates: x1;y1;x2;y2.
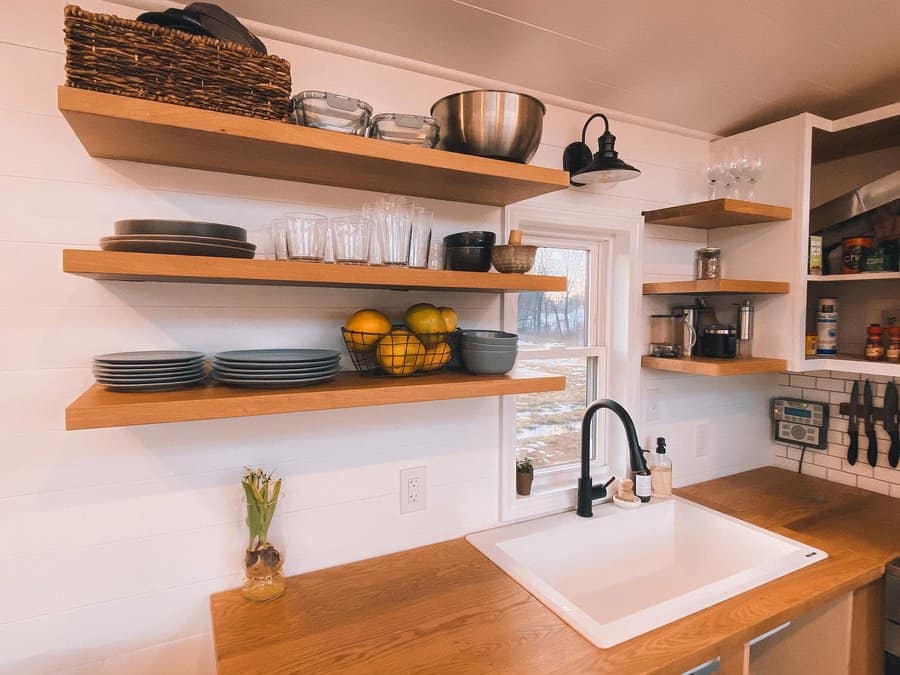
515;246;600;470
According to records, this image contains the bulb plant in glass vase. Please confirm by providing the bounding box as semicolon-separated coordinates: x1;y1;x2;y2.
241;468;286;602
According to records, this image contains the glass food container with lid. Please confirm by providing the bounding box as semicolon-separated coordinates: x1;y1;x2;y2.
290;91;373;135
368;113;440;147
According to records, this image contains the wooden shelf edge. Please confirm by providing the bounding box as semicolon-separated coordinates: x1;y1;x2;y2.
62;249;567;293
641;355;787;376
65;369;566;430
642;199;793;229
57;86;569;207
642;279;790;295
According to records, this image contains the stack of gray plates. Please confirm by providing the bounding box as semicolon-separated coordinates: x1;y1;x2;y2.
93;351;207;391
100;219;256;259
212;349;341;388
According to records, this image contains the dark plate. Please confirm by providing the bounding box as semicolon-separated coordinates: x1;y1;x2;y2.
214;349;341;363
213;373;338;388
95;372;207;385
94;363;206;375
104;233;256;251
115;219;247;242
101;238;255;259
94;350;205;364
212;364;340;376
101;376;207;391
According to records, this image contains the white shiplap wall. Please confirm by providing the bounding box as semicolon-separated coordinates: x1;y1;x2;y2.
0;1;769;672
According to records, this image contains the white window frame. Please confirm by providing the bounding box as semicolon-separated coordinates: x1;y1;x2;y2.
499;205;640;522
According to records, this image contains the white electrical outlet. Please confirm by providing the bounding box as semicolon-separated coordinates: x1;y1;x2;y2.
400;466;427;514
696;423;710;457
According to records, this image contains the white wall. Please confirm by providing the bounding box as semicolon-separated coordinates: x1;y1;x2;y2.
1;0;737;672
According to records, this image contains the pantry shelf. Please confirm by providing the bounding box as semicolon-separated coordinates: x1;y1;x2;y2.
807;272;900;282
804;354;899;377
66;369;566;430
642;279;790;295
642;199;792;229
62;249;567;293
57;86;569;207
641;355;787;376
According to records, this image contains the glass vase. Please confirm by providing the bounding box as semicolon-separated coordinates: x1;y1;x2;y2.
242;542;286;602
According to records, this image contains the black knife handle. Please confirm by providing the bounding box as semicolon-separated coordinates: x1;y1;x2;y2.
847;431;859;465
890;431;900;468
866;431;878;467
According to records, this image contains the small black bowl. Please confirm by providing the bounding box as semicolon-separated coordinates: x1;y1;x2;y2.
443;231;496;248
445;245;492;272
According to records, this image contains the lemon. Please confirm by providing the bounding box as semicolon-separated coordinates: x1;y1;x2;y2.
404;303;447;347
421;342;452;371
438;307;458;333
345;309;391;352
376;329;425;376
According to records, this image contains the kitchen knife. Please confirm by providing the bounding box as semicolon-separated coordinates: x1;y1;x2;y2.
847;380;859;465
864;379;878;467
885;381;899;468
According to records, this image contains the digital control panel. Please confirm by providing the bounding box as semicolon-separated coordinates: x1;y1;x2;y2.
771;398;829;449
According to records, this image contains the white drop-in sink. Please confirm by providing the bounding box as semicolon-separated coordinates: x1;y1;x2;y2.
467;497;826;648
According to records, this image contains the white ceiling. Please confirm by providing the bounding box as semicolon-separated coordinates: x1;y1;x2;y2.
218;0;900;136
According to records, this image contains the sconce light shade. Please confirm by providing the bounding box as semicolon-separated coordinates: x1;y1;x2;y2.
563;113;641;186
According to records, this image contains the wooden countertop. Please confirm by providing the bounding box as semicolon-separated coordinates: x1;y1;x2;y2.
210;467;899;674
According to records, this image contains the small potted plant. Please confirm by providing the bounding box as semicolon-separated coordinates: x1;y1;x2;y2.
516;457;534;496
241;468;285;602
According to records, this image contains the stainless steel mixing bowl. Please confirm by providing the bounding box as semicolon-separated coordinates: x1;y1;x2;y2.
430;90;545;163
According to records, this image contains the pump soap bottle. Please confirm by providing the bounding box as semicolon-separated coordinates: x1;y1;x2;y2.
650;437;673;498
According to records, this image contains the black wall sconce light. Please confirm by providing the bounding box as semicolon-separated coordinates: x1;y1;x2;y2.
563;113;641;186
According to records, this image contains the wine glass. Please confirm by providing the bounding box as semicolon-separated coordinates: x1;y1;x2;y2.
741;157;763;201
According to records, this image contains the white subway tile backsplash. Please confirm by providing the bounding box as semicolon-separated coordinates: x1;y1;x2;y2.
826;469;857;487
777;371;900;498
815;378;845;392
789;375;817;389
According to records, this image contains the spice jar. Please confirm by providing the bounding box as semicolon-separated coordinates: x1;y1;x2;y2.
865;324;885;361
695;247;721;280
887;326;900;363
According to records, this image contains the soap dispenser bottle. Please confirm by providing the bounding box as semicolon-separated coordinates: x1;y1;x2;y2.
650;437;672;498
633;448;652;503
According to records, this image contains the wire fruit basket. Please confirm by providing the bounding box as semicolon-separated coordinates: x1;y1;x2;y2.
341;326;460;377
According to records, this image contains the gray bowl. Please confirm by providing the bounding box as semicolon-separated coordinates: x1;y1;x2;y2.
431;90;545;163
461;348;517;375
461;342;518;352
461;330;518;341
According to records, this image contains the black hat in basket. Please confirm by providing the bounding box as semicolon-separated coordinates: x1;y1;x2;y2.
137;2;267;54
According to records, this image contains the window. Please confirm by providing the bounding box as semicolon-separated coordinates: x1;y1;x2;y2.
500;209;624;521
515;244;603;471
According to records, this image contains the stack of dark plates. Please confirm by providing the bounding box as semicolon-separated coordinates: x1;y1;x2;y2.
93;350;207;391
101;219;255;258
212;349;341;388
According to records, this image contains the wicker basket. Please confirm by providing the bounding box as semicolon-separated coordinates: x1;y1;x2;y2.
63;5;292;121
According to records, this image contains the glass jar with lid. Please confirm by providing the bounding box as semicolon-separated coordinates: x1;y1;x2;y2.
887;326;900;363
695;247;721;280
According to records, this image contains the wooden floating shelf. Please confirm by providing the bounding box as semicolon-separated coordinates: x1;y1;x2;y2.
642;199;792;229
641;355;787;376
62;250;567;293
804;353;899;377
66;369;566;430
58;86;569;207
642;279;790;295
808;272;900;282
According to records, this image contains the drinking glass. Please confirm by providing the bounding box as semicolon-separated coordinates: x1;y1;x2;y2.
741;157;763;200
330;214;371;264
285;212;328;262
378;196;414;267
409;206;433;268
362;201;384;265
427;242;445;270
271;217;288;260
